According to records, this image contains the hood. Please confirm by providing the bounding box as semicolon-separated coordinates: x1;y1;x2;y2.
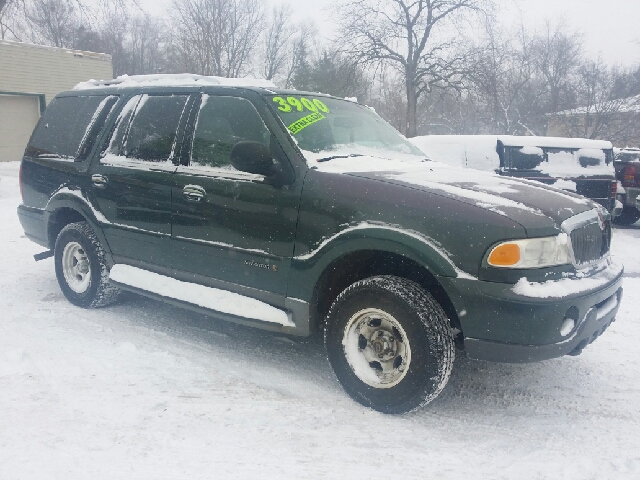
312;156;596;236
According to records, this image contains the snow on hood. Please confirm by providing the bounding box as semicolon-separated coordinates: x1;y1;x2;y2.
310;154;593;224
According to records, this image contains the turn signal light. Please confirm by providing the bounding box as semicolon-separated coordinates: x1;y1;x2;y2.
488;243;521;266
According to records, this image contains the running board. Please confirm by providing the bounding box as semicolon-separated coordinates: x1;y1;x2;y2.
109;264;296;328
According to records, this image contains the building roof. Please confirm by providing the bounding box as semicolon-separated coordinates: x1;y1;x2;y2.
0;39;111;62
551;94;640;116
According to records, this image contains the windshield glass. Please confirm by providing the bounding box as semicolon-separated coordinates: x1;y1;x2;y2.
267;94;426;163
616;152;640;162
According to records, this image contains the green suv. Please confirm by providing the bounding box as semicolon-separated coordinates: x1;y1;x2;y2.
17;75;624;414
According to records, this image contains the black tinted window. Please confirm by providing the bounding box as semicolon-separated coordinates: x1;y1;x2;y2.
103;95;141;158
27;95;115;160
77;96;119;160
123;95;189;162
191;95;269;169
506;147;545;170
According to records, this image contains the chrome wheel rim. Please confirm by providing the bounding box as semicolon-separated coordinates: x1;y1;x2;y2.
62;241;91;294
342;308;411;389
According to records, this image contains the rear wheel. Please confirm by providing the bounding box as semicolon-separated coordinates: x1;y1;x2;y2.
54;222;120;308
325;276;455;414
614;206;640;226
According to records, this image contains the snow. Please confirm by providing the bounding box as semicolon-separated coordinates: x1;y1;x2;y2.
311;154;590;213
520;146;544;156
410;135;614;176
74;73;276;91
109;265;293;327
540;151;614;177
2;161;640;479
512;259;623;298
553;179;578;191
410;135;500;170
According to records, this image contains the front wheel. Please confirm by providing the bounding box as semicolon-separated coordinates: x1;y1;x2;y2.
325;276;455;414
54;221;120;308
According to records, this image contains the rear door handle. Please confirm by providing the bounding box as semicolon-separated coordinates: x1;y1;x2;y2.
92;174;108;188
183;184;206;202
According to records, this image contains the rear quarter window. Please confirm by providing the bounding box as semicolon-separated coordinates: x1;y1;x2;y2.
26;95;118;161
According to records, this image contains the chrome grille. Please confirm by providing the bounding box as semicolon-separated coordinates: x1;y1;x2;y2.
570;221;605;265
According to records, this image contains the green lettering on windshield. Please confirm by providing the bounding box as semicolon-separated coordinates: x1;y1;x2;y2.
288;112;325;135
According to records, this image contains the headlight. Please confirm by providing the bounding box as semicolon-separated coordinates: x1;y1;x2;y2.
487;234;571;268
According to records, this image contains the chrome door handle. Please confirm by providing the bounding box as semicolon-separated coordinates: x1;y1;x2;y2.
92;174;108;188
183;184;206;202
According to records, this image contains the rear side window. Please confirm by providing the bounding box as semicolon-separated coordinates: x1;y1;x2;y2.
27;95;117;160
104;94;189;163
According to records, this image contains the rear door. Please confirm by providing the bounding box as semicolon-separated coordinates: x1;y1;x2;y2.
171;92;302;295
89;92;192;267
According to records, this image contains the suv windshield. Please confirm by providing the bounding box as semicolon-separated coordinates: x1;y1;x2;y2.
267;94;425;162
616;151;640;162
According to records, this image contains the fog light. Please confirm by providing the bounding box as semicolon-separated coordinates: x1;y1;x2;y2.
560;318;575;337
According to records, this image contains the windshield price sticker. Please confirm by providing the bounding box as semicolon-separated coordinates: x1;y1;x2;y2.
273;96;330;114
287;112;326;135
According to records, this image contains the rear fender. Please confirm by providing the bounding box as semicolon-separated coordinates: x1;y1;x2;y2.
44;187;114;264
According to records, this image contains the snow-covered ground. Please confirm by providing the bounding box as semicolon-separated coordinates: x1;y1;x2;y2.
1;161;639;479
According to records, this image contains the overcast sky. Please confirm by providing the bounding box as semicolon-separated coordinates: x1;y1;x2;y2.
140;0;640;66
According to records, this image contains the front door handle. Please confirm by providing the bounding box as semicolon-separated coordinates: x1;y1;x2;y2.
92;174;108;188
183;184;206;202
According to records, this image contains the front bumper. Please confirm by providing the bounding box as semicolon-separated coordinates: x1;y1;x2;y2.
439;260;624;363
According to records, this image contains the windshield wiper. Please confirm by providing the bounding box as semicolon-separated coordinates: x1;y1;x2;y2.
316;154;365;163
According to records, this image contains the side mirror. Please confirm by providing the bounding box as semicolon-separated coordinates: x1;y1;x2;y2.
230;141;275;176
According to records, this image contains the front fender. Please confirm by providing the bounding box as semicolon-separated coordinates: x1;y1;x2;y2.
287;223;472;302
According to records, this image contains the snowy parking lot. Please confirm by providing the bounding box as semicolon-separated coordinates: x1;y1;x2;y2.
1;161;639;479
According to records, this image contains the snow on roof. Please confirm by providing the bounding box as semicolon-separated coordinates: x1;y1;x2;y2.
551;94;640;116
73;74;276;91
0;39;111;61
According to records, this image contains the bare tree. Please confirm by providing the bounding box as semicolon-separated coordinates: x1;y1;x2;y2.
469;21;540;135
338;0;486;137
262;4;294;81
0;0;22;39
1;0;135;42
97;5;130;75
127;15;166;74
551;60;640;144
26;0;78;47
284;23;315;89
290;49;371;100
530;20;582;114
172;0;263;77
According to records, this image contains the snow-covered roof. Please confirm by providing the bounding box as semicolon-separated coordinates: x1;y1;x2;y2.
410;135;614;174
551;94;640;116
73;74;276;91
0;39;111;61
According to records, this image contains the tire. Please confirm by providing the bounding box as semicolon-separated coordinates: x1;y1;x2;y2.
54;221;120;308
324;275;455;414
614;206;640;226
